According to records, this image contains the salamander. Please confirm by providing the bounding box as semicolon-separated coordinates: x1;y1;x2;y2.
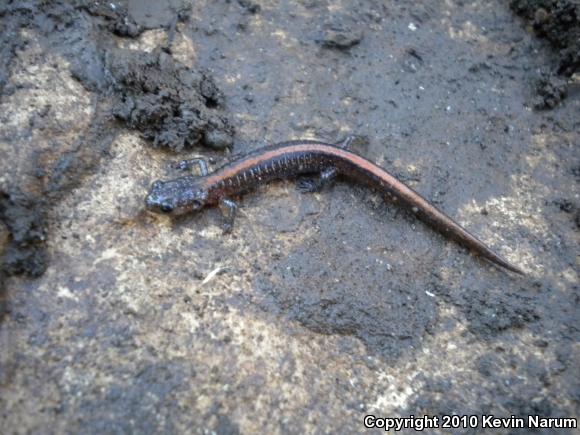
145;138;523;274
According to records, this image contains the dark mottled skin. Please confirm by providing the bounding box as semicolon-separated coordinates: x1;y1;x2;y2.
146;140;523;274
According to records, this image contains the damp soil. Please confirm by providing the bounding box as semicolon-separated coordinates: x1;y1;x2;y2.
1;0;579;433
510;0;580;109
108;49;234;151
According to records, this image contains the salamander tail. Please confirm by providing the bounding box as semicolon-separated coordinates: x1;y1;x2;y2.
485;250;525;275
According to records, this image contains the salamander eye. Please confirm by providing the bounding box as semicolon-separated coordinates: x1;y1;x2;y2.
192;200;202;210
160;203;173;213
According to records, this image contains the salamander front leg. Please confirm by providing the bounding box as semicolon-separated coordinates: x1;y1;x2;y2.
219;198;238;234
174;158;209;176
296;167;338;193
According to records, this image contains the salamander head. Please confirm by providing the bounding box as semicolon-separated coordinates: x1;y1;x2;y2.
146;176;208;216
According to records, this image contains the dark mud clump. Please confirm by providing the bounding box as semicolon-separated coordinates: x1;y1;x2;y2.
72;2;236;152
510;0;580;76
83;0;191;38
83;0;141;37
510;0;580;108
0;188;48;279
532;70;568;109
237;0;261;15
109;49;235;151
0;3;26;93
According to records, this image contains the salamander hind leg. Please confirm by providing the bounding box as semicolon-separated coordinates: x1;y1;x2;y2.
296;167;338;193
219;198;238;234
336;134;370;151
336;135;355;149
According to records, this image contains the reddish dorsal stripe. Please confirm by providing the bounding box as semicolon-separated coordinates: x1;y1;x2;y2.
201;141;522;274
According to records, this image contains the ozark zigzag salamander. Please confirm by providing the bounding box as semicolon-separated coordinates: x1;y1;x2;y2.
145;137;523;274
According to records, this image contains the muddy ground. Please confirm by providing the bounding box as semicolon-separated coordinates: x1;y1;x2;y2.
1;0;579;434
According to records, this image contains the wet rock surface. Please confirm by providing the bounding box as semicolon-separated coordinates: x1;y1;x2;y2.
1;0;579;433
